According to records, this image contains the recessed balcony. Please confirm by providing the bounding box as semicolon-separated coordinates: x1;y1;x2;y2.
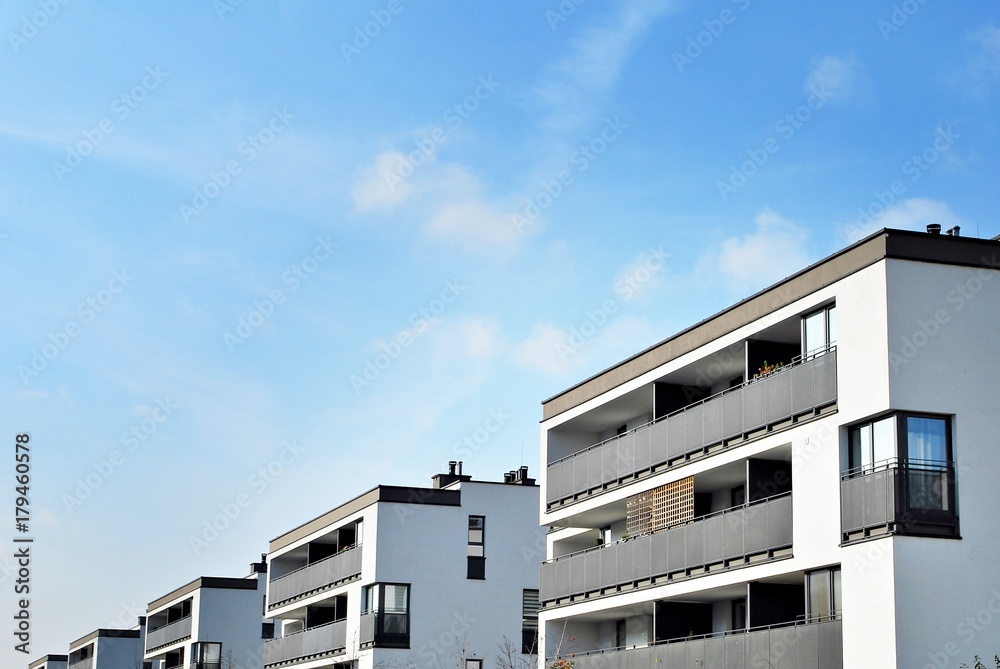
547;348;836;509
268;544;362;610
541;492;793;606
547;616;842;669
145;615;192;651
263;620;347;667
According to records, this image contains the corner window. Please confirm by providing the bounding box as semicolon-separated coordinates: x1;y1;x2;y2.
842;412;958;541
192;642;222;669
361;583;410;648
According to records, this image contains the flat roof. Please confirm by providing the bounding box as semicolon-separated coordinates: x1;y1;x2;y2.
542;228;1000;421
29;655;68;669
269;484;462;552
69;628;140;650
147;576;258;613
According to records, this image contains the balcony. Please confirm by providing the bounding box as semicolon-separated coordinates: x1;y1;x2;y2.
268;544;362;609
360;612;410;648
68;659;93;669
145;615;192;651
841;459;958;542
548;616;842;669
540;493;792;605
263;620;347;667
547;348;836;508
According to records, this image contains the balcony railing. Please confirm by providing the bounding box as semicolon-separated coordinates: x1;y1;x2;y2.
359;611;410;648
145;615;193;651
268;544;362;609
548;616;842;669
547;348;836;507
841;459;958;542
69;658;93;669
540;492;792;605
263;619;347;667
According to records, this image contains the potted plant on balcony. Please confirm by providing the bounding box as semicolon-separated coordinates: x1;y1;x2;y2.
753;360;785;380
549;658;575;669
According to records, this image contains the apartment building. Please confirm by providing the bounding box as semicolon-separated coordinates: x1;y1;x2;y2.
66;628;143;669
538;227;1000;668
29;655;68;669
264;464;545;669
144;563;272;669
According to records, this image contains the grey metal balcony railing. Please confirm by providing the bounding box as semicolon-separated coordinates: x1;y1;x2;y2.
268;544;362;608
263;619;347;667
547;348;837;507
68;658;93;669
145;615;193;651
841;459;957;541
540;492;792;605
549;616;842;669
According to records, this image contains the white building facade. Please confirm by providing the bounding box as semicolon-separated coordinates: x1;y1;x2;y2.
538;228;1000;668
144;564;271;669
264;465;546;669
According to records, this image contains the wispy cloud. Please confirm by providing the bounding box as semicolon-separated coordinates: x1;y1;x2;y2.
845;198;962;242
804;54;870;106
537;1;678;134
961;22;1000;96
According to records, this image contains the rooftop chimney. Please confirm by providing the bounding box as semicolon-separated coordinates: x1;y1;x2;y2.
946;226;961;237
504;465;535;486
927;223;942;235
432;461;472;488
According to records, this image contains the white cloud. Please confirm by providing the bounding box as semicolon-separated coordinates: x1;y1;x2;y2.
845;198;962;242
455;317;503;360
804;54;869;106
538;1;677;134
352;150;419;211
962;22;1000;95
713;209;811;289
512;324;574;376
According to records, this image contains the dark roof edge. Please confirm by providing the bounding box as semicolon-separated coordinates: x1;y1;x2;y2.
541;228;1000;421
69;628;141;649
29;655;68;669
147;576;259;613
268;485;463;553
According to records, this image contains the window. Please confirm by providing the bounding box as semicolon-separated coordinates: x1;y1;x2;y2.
468;515;486;579
806;567;841;621
192;642;221;669
465;661;483;669
361;583;410;648
842;412;957;540
802;305;836;357
522;589;540;654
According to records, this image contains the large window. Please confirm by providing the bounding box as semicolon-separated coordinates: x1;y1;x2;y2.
848;412;952;474
362;583;410;648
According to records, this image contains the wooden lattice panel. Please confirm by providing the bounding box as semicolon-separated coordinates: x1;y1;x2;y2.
626;490;653;537
651;476;694;532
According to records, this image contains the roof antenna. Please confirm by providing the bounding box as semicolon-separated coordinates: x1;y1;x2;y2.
520;439;524;467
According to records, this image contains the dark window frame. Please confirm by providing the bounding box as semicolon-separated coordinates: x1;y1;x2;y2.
361;582;410;648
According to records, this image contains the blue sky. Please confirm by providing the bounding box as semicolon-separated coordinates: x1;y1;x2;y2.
2;0;998;661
